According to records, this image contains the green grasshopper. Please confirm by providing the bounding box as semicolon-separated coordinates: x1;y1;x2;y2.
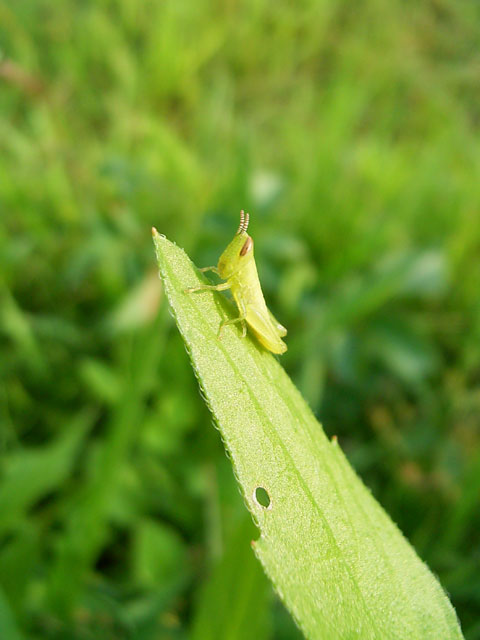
185;211;287;354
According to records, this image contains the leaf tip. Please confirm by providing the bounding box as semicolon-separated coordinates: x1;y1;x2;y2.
151;227;166;241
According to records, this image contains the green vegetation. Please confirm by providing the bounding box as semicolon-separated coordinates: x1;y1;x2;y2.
153;231;462;639
1;1;479;638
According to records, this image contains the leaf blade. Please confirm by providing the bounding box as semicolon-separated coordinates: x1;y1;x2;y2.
153;231;463;640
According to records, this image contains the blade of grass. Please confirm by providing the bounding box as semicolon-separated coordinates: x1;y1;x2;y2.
46;321;166;617
0;586;24;640
0;410;94;534
191;515;271;640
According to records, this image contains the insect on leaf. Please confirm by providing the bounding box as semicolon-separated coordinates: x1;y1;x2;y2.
184;212;287;354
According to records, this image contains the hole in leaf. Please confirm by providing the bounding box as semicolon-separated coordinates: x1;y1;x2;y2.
254;486;271;509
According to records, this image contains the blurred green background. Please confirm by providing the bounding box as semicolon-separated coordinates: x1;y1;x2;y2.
1;1;479;638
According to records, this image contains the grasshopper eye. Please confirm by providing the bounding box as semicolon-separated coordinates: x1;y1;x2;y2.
240;236;253;256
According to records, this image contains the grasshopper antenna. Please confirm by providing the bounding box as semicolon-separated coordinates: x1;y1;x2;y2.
236;210;250;234
237;210;245;234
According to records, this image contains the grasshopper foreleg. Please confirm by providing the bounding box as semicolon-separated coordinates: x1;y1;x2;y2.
218;315;247;339
218;296;247;340
184;281;231;294
198;266;220;275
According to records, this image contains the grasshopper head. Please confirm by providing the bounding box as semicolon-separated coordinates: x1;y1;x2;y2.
217;211;254;278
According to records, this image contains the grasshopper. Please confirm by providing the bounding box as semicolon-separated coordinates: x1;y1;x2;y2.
185;211;287;354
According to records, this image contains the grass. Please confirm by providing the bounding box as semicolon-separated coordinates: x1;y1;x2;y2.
1;0;480;638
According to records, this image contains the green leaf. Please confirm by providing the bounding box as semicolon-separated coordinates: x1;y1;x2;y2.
152;231;463;640
0;586;24;640
0;526;39;617
0;411;94;534
191;515;271;640
132;519;187;589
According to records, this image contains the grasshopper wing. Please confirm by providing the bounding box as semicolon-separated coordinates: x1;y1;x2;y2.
246;305;287;354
